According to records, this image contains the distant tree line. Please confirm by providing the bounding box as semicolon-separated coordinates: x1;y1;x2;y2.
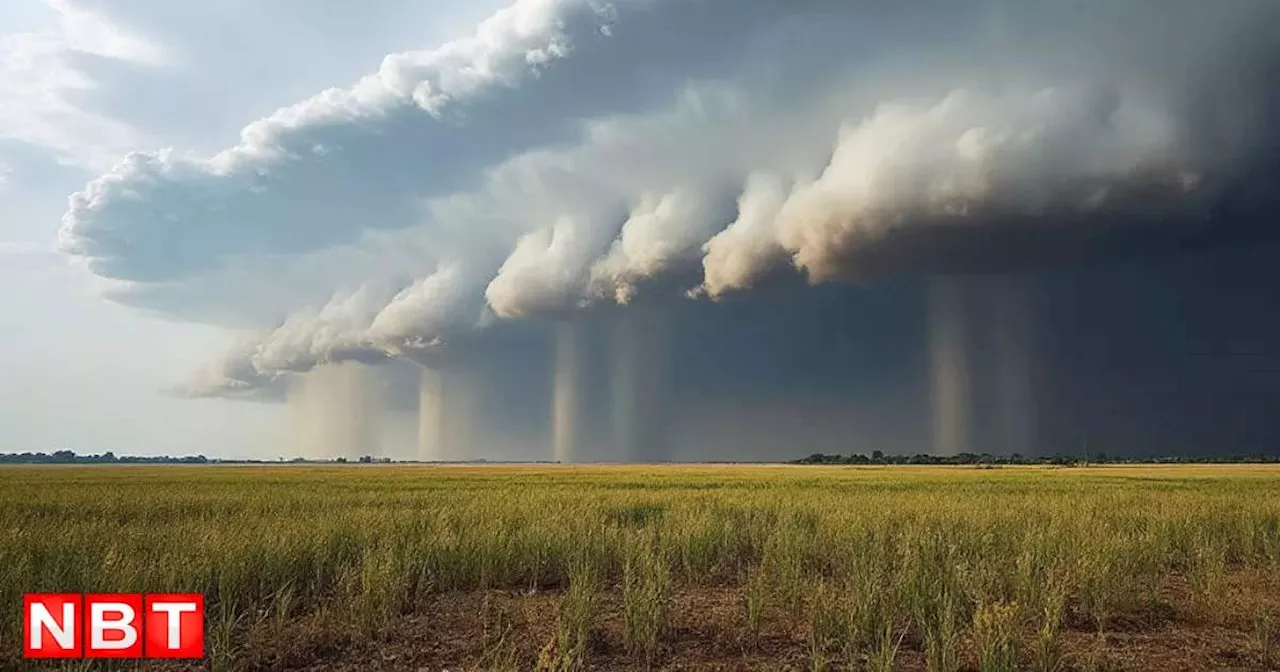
792;451;1280;465
3;449;1277;466
0;450;210;464
0;450;483;465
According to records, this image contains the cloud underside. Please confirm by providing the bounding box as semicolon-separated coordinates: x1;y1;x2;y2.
55;0;1280;397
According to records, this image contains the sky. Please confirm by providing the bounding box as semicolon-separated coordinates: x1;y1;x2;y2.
0;0;505;457
3;0;1279;461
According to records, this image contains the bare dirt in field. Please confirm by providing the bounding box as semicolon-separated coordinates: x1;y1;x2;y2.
212;571;1280;672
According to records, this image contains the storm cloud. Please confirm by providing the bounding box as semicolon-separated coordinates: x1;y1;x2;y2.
55;0;1280;459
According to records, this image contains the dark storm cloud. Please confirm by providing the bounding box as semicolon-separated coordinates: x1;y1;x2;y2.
436;244;1280;461
47;0;1280;460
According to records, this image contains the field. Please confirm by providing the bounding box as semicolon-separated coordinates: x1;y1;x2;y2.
3;464;1280;671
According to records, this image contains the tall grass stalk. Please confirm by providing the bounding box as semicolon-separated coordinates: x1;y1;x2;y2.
973;601;1020;672
622;537;670;664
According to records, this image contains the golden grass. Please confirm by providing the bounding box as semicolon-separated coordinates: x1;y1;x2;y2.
2;464;1279;669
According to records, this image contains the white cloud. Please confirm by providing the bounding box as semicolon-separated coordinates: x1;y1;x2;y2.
773;87;1183;282
42;0;164;64
55;0;616;282
0;0;165;168
699;172;792;298
588;187;726;304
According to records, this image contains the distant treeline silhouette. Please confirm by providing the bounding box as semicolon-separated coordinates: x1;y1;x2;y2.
0;450;391;464
2;449;1277;466
792;451;1280;465
0;450;210;464
0;450;513;465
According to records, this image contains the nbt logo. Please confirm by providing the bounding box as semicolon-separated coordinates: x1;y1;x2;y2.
23;593;204;659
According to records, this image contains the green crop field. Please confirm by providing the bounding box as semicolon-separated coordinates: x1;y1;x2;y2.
3;464;1280;670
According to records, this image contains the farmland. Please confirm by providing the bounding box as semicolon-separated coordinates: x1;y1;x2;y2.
2;464;1280;670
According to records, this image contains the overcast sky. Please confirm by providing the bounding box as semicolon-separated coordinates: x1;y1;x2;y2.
3;1;1278;460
